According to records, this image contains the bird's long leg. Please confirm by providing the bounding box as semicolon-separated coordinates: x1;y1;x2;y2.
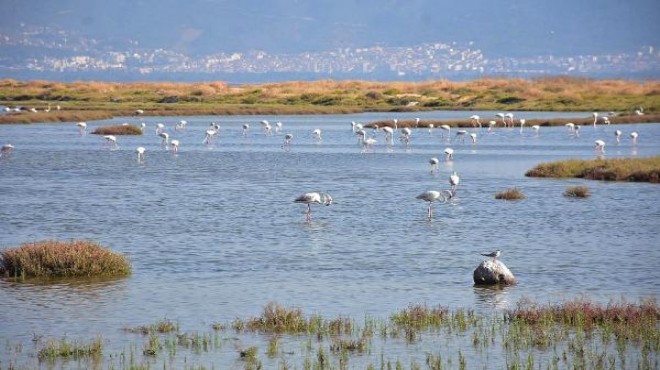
428;203;432;219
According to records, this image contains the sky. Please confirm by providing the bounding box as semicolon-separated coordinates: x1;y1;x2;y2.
1;0;658;58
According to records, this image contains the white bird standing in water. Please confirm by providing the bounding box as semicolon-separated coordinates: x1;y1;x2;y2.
400;127;412;145
488;121;497;132
275;121;283;133
505;113;514;127
158;132;169;148
312;128;322;142
565;122;575;133
595;139;606;153
136;146;145;162
242;123;250;137
449;171;460;190
1;143;14;157
519;119;526;134
429;157;439;173
155;123;165;135
444;147;454;161
171;139;180;153
440;124;451;139
76;122;87;135
469;115;481;128
416;190;444;219
295;192;333;222
630;132;639;145
103;135;118;150
260;120;273;135
469;132;477;145
496;113;506;127
615;130;622;144
532;125;540;136
283;133;293;150
175;120;187;131
428;123;434;135
592;112;598;128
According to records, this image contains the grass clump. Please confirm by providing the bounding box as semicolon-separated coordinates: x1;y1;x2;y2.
526;156;660;183
91;124;142;135
124;319;179;335
38;337;103;361
564;185;591;198
0;240;131;278
245;302;309;334
495;187;526;200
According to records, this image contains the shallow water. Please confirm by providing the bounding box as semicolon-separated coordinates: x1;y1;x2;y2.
1;111;659;368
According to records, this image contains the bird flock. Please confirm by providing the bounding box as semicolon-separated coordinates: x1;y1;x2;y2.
1;110;647;222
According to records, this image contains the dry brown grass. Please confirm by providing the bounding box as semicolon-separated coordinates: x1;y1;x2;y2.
91;124;143;135
526;156;660;183
495;187;527;200
564;185;591;198
0;240;131;278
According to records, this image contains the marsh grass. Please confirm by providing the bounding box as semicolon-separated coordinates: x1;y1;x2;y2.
91;124;143;135
38;337;103;361
564;185;591;198
123;319;179;335
494;187;526;200
1;77;658;124
526;156;660;183
0;240;131;278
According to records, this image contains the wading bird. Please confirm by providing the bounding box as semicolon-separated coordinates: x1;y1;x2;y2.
416;190;445;219
440;124;451;138
429;157;439;173
592;112;599;128
76;122;87;135
175;120;187;131
312;128;322;142
295;192;333;222
242;123;250;137
158;132;169;148
496;113;506;127
444;147;454;161
283;133;293;150
136;147;145;162
615;130;622;144
594;139;605;153
450;171;460;190
470;115;481;128
103;135;118;150
469;132;477;145
630;132;639;145
171;139;180;153
1;143;14;157
155;123;165;135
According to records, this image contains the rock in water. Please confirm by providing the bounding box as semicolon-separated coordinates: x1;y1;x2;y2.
473;259;516;285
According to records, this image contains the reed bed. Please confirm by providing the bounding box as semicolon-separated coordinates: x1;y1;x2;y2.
494;187;527;200
1;77;658;124
0;239;131;278
91;124;143;135
4;299;657;369
564;185;591;198
526;156;660;183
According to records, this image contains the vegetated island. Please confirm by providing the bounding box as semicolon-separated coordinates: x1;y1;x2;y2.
0;77;658;124
525;156;660;183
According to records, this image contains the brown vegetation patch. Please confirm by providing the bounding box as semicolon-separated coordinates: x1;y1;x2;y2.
91;124;143;135
526;156;660;183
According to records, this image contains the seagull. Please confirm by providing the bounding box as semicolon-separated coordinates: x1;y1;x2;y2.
294;192;333;222
481;249;501;260
1;144;14;157
416;190;445;219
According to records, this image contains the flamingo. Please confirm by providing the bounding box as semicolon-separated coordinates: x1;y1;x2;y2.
294;192;333;222
592;112;598;128
574;125;581;137
1;144;14;157
488;121;497;132
400;127;412;145
444;148;454;161
140;122;146;133
428;123;434;135
614;130;622;144
136;147;145;162
312;128;322;142
429;157;439;173
449;171;460;190
175;120;187;131
171;140;180;153
519;119;526;134
595;139;605;153
362;136;377;151
414;117;420;128
283;133;293;150
416;190;445;219
602;116;610;125
496;113;506;127
76;122;87;135
275;121;283;133
532;125;540;136
242;123;250;137
440;124;451;139
260;120;273;135
382;126;394;145
155;123;165;135
392;119;398;131
355;129;367;144
630;132;638;145
469;115;481;128
455;130;468;143
504;113;515;127
103;135;118;150
565;122;575;133
469;132;477;145
203;128;217;145
158;132;169;148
